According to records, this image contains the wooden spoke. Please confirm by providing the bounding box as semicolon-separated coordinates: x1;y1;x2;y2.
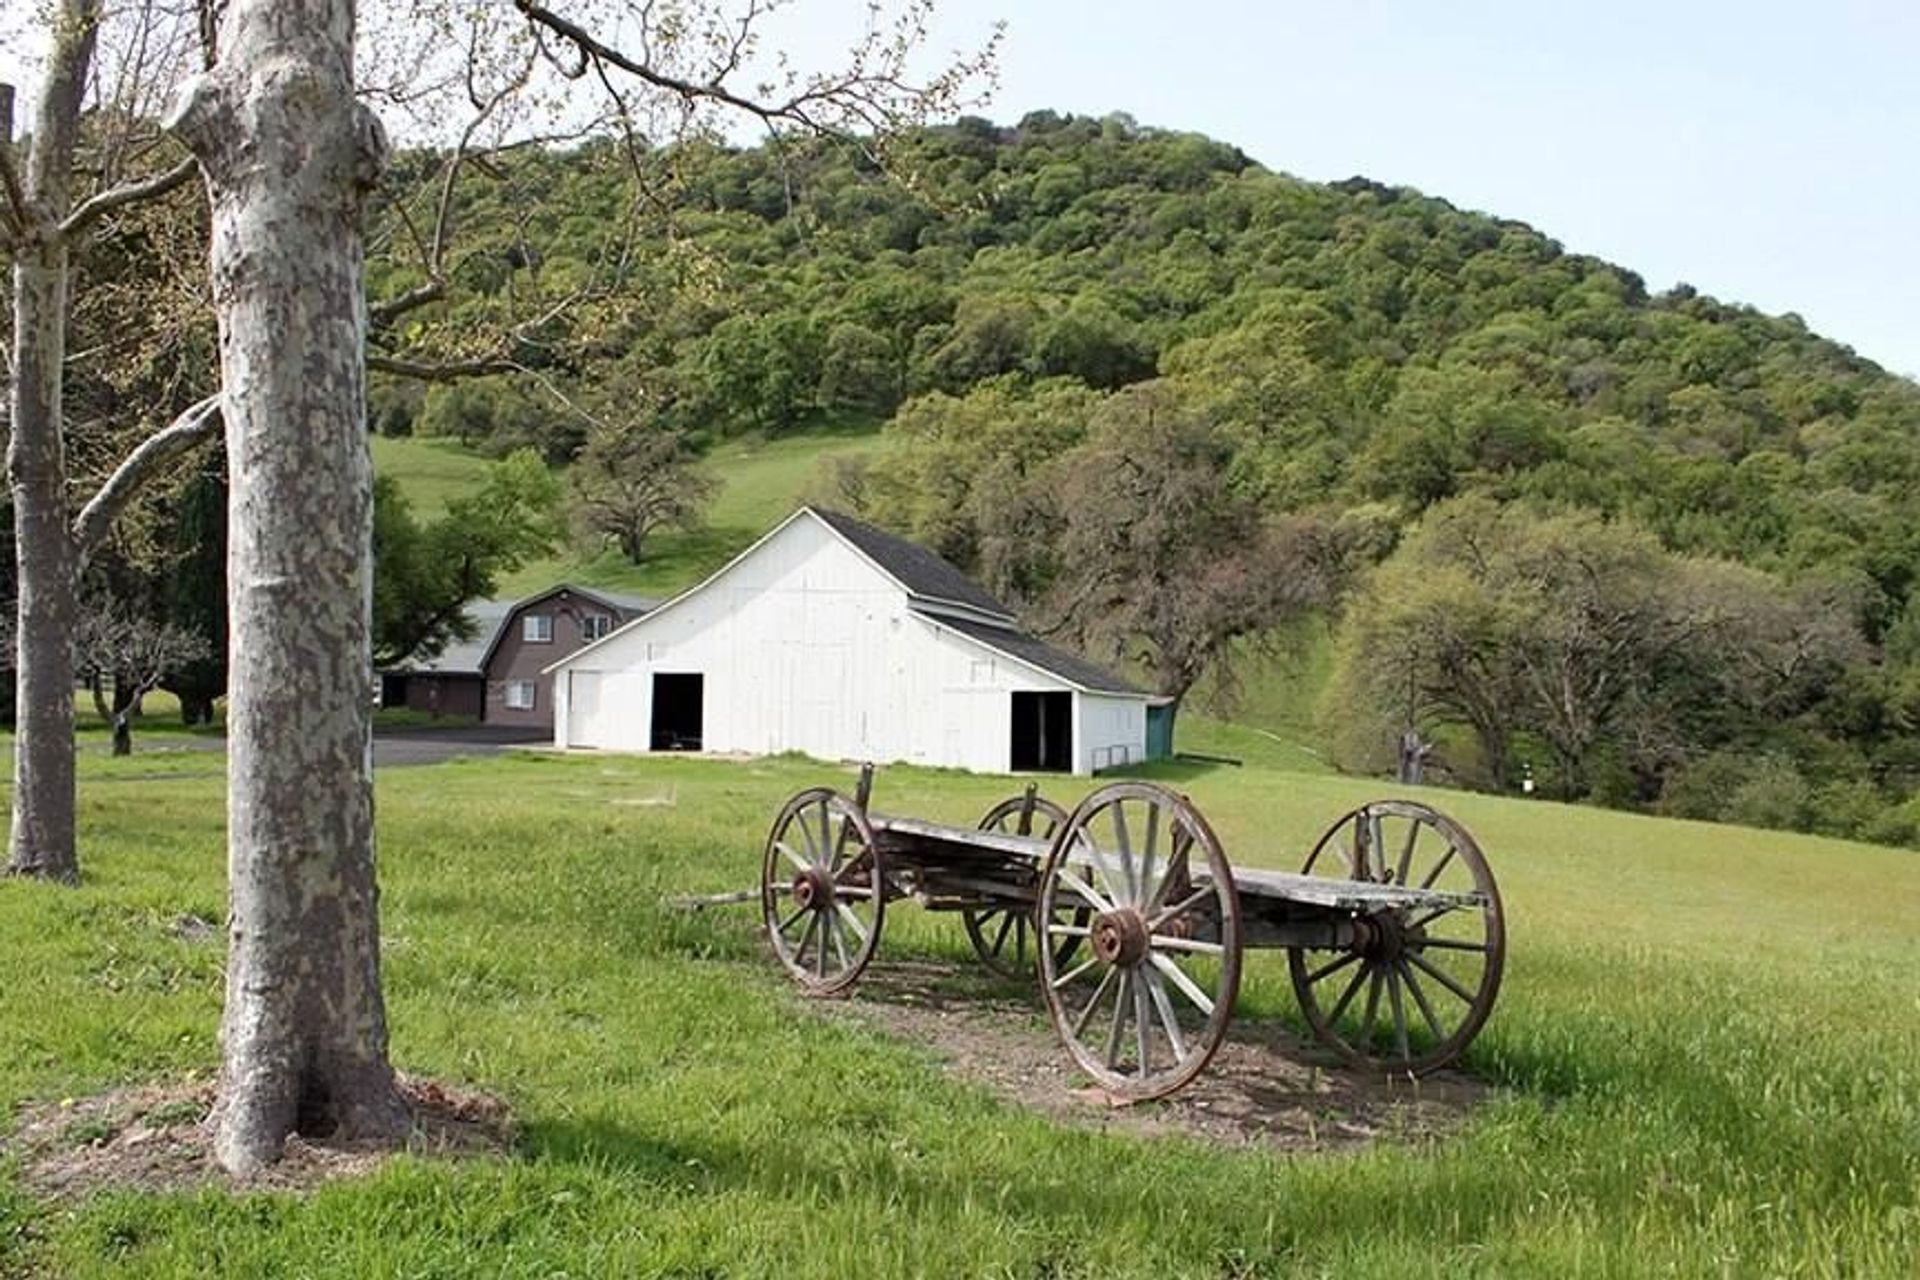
1147;885;1212;930
1139;803;1161;908
1288;800;1504;1075
1394;820;1419;886
833;900;870;947
1038;782;1241;1101
1148;936;1224;955
1111;802;1138;903
1387;967;1411;1062
1406;950;1478;1005
1103;971;1131;1068
1418;845;1457;890
1147;951;1215;1017
1421;937;1489;954
1399;957;1446;1041
1323;964;1369;1027
1304;950;1361;986
963;794;1075;979
1133;971;1153;1077
1143;968;1189;1064
1050;954;1100;991
1072;967;1118;1038
761;787;885;996
1056;869;1114;916
1357;968;1384;1049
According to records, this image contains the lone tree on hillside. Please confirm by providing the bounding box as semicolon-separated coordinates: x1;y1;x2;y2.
570;425;716;563
1045;386;1346;710
160;0;995;1175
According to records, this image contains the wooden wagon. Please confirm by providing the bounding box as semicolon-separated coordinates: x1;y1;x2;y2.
760;767;1505;1100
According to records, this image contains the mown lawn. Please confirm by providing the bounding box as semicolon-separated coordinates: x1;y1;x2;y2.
2;749;1916;1277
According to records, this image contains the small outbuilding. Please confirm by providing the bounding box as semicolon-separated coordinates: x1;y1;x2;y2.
546;507;1152;774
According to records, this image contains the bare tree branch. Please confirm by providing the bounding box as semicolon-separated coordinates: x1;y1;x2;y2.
59;155;197;239
366;353;522;381
72;391;221;557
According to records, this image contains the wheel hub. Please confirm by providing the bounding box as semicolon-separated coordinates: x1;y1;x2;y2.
1354;911;1407;962
791;867;833;912
1092;908;1150;968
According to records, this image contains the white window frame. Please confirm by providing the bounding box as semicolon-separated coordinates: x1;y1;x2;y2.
523;614;553;643
582;614;612;641
504;680;538;710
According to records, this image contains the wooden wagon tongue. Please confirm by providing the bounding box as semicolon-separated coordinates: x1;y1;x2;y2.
750;764;1505;1102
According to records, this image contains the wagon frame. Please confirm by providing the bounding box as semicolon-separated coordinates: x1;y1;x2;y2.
760;767;1505;1100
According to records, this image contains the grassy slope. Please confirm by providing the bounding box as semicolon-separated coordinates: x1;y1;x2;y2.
2;749;1915;1276
500;427;882;600
365;427;885;603
368;437;494;518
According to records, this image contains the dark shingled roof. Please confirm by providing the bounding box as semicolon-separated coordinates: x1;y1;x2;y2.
926;612;1144;696
811;507;1014;620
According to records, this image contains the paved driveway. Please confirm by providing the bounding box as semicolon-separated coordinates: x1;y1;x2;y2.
373;725;548;768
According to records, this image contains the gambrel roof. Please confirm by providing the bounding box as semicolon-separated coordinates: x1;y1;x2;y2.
391;584;656;675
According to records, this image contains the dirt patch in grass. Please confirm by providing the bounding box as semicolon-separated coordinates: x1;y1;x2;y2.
816;960;1492;1153
10;1075;517;1200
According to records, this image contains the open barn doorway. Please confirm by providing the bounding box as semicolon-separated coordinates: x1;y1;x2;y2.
650;673;703;750
1010;691;1072;772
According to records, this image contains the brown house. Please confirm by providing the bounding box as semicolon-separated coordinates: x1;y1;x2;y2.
381;585;655;731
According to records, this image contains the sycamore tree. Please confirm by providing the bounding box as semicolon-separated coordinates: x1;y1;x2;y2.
153;0;996;1176
1;0;209;882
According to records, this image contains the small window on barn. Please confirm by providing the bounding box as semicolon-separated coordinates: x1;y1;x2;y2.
504;680;537;710
582;614;612;641
523;614;553;643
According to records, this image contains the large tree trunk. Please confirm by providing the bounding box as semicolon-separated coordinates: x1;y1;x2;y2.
168;0;406;1176
5;0;97;884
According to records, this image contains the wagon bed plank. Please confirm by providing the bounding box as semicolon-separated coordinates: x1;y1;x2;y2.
869;813;1485;913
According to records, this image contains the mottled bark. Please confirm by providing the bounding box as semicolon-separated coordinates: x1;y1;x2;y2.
168;0;406;1175
5;1;98;884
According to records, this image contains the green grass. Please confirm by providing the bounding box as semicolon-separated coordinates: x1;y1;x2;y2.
1;748;1916;1276
72;690;223;739
371;426;883;603
368;436;494;518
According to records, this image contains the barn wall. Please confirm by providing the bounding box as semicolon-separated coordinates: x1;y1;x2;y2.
552;515;1108;772
1075;693;1149;774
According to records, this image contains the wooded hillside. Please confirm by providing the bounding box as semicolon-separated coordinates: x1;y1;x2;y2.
359;111;1920;844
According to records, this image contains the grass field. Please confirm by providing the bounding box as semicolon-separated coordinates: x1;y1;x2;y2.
368;437;494;518
1;746;1915;1277
371;427;884;603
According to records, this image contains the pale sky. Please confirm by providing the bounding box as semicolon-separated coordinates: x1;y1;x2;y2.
898;0;1920;379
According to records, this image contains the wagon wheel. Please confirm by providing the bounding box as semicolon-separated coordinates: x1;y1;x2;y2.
1037;782;1243;1101
962;793;1083;978
761;787;886;996
1288;800;1504;1074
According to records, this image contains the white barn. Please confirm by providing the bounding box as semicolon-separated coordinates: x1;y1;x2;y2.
546;507;1151;774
